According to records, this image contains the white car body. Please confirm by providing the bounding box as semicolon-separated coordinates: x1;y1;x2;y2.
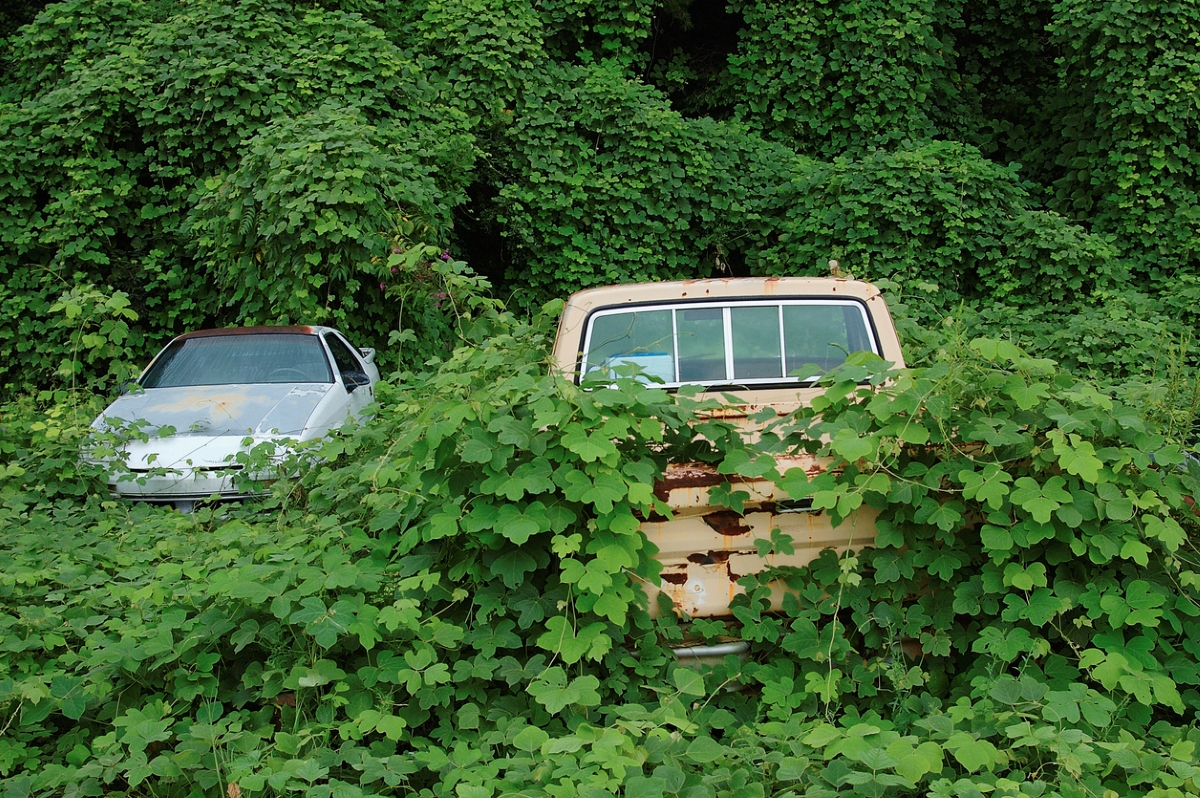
91;325;379;509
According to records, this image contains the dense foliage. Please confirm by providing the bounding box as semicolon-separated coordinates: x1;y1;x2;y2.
2;306;1200;796
2;0;1199;795
1;0;1197;396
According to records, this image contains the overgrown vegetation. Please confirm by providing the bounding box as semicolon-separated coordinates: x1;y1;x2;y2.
1;0;1197;397
2;0;1200;794
2;303;1199;795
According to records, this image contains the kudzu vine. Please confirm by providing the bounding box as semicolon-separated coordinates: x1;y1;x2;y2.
0;304;1197;796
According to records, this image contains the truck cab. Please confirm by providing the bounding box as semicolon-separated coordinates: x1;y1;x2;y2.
551;277;905;620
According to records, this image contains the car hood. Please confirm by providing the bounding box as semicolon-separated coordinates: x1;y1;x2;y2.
97;383;334;437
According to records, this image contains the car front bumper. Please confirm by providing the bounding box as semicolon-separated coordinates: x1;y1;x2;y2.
107;466;270;504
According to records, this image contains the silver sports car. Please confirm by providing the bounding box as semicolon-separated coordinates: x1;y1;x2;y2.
90;326;380;510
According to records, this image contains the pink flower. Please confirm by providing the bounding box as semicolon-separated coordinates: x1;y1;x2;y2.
439;250;451;261
379;282;387;291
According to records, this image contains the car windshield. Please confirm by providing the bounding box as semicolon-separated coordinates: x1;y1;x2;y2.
140;333;334;388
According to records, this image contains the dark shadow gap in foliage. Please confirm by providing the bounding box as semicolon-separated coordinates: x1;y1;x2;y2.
640;0;745;118
454;178;514;298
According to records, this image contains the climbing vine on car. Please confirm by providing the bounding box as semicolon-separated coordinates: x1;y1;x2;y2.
0;302;1197;796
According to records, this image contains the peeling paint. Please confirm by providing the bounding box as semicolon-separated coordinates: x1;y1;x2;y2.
702;511;752;536
102;383;330;437
687;550;733;566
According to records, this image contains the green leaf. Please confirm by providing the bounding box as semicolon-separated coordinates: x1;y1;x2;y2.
496;503;549;544
898;423;930;445
1004;377;1050;410
290;659;346;689
491;549;537;588
672;668;706;697
582;471;629;513
1105;496;1134;521
527;668;601;713
461;437;493;463
50;676;86;721
831;428;875;462
1144;515;1186;550
979;524;1013;553
1124;580;1166;626
684;736;727;763
1021;589;1064;625
427;512;460;540
625;776;667;798
512;725;550;752
887;740;942;783
775;756;810;780
224;581;274;603
802;724;843;747
535;616;610;664
592;592;629;623
960;465;1012;510
1052;433;1103;483
562;424;618;464
376;714;407;741
949;736;998;773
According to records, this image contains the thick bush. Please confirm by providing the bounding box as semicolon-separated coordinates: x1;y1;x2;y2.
752;141;1119;308
4;0;1198;397
1;303;1198;796
1035;0;1200;281
0;0;473;397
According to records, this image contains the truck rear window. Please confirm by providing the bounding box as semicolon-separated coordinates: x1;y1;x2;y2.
580;300;877;388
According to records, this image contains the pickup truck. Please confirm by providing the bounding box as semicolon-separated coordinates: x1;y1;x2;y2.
551;277;906;625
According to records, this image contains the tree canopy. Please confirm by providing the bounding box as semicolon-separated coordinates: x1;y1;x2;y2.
2;2;1200;796
1;0;1197;395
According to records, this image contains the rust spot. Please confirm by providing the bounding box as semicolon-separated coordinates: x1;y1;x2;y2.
701;406;753;420
652;463;730;502
702;510;751;536
1186;495;1200;520
687;550;732;566
659;570;687;585
727;563;746;581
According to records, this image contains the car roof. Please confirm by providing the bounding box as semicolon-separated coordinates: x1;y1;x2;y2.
560;277;883;313
174;325;326;341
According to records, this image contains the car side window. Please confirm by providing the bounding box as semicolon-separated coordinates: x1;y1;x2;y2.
324;333;369;388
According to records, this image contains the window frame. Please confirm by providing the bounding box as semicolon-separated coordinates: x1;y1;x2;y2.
577;297;881;390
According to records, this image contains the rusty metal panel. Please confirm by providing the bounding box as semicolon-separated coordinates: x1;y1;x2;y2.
641;503;878;618
638;453;871;617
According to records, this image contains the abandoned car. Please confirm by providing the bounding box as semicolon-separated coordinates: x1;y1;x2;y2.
551;276;906;625
90;326;379;510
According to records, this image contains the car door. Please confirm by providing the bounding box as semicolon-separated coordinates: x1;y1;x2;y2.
323;331;375;422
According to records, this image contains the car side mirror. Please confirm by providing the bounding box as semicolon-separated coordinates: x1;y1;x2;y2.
344;372;371;392
358;347;376;364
